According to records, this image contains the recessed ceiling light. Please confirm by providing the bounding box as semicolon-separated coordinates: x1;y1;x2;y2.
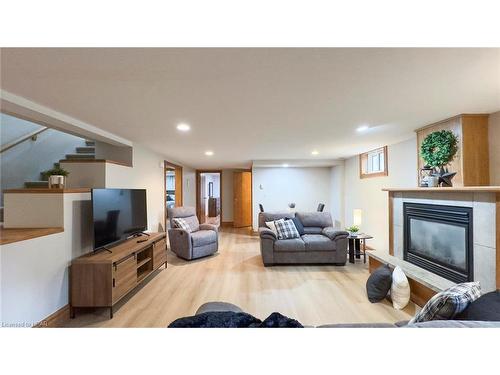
205;151;214;156
356;125;369;132
176;123;191;132
311;150;319;155
282;163;289;168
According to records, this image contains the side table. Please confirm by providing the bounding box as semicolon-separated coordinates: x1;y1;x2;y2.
348;234;373;264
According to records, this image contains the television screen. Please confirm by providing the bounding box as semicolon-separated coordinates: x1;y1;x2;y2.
92;188;147;250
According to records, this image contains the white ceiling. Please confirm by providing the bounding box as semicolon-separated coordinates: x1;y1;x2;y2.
1;48;499;169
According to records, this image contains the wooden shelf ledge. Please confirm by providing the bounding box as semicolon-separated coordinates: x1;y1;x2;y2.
382;186;500;193
3;188;91;194
0;226;64;245
59;159;131;167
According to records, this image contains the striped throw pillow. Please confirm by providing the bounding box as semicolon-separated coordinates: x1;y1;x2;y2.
409;282;481;323
274;218;300;240
172;218;193;233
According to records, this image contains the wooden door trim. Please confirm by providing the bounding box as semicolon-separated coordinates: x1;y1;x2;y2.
164;160;184;230
196;170;223;224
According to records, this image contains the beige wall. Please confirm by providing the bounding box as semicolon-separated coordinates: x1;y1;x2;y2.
341;137;418;251
221;169;234;222
252;166;333;230
489;111;500;185
105;144;196;232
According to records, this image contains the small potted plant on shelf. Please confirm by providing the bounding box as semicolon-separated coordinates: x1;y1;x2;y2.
346;225;360;237
420;130;459;187
42;164;70;189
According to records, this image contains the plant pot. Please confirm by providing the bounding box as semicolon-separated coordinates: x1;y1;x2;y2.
349;231;359;237
48;175;65;189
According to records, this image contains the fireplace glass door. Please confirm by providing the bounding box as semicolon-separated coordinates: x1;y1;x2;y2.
404;203;473;283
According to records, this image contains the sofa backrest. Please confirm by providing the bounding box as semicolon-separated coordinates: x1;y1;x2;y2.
295;212;332;228
258;212;295;228
167;206;200;231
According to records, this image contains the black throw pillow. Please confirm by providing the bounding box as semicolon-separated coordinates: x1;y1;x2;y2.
286;217;305;235
366;265;393;303
456;290;500;321
168;311;262;328
254;312;304;328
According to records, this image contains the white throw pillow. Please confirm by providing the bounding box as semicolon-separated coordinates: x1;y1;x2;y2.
391;266;410;310
265;221;278;235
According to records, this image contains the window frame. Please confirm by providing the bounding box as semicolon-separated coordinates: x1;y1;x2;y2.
359;146;388;179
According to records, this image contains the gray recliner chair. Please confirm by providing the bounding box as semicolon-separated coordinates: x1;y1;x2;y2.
167;207;219;260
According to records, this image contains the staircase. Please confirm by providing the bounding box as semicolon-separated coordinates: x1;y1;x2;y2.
24;140;95;188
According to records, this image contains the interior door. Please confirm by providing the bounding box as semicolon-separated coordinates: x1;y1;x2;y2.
233;171;252;227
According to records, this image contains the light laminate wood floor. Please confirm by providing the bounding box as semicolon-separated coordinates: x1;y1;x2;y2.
63;227;415;327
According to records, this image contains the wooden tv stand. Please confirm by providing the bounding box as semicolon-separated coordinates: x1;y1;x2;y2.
70;232;167;319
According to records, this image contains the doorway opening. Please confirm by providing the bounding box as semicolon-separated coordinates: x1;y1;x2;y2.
164;161;183;228
196;170;222;227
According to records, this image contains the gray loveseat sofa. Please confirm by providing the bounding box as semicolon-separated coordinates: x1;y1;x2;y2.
167;206;218;260
258;211;349;266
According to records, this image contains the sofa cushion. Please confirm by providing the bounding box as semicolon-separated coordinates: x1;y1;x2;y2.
196;302;243;315
366;265;392;303
301;234;335;251
409;282;481;324
258;212;294;228
275;218;300;240
303;227;323;234
274;238;306;252
191;230;217;247
296;212;333;228
391;266;410;310
455;290;500;321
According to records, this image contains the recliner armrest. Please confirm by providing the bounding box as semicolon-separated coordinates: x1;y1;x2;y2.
322;227;349;241
199;223;218;232
259;227;277;241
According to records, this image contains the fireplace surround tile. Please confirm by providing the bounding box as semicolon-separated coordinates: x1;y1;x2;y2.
474;244;496;293
473;193;496;249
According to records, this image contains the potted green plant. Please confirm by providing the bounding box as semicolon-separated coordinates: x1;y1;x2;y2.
420;130;459;187
42;165;70;189
346;225;360;237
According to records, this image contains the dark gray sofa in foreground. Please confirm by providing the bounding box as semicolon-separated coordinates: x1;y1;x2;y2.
192;302;500;328
258;211;349;266
167;206;218;260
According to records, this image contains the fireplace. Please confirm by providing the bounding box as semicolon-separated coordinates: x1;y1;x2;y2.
403;202;473;283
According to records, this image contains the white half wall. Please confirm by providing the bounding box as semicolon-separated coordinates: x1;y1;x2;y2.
1;192;92;326
341;137;418;251
252;166;332;230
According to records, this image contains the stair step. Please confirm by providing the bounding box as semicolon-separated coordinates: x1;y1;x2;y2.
65;153;95;160
24;181;49;188
75;147;95;154
85;140;95;146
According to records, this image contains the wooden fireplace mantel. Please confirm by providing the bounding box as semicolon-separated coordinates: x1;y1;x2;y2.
382;186;500;193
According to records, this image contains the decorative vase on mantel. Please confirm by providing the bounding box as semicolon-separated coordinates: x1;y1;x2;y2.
48;175;66;189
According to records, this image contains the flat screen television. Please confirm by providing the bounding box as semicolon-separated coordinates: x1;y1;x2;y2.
91;188;147;250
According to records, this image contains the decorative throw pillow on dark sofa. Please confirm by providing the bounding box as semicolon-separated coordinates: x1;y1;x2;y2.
456;290;500;321
286;217;305;235
409;282;481;324
366;265;393;303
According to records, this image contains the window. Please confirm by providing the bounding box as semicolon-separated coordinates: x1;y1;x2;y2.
359;146;388;178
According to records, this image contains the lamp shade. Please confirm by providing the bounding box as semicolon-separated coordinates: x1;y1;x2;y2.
353;209;363;226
